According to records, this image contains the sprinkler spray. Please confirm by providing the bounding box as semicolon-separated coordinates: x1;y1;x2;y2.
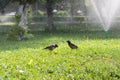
105;30;109;38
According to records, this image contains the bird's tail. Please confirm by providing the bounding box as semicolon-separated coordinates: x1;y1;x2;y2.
43;47;47;50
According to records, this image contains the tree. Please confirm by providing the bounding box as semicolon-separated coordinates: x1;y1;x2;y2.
14;0;36;29
0;0;12;14
7;0;36;40
69;0;74;21
0;0;62;33
45;0;55;32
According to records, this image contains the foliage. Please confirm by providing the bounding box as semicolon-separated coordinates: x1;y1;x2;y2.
7;25;26;40
15;13;21;24
7;12;33;41
55;10;69;17
11;0;37;4
28;6;33;24
38;10;45;17
0;0;12;9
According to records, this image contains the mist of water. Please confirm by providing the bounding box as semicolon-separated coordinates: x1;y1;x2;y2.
90;0;120;31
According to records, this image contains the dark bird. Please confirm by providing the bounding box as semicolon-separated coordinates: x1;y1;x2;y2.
44;44;58;51
67;40;78;49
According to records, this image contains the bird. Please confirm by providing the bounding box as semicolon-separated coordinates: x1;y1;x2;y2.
67;40;78;49
43;44;58;51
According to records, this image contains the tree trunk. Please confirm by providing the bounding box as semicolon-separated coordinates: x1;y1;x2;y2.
17;3;30;29
45;0;56;32
16;3;31;40
84;0;88;28
70;0;74;22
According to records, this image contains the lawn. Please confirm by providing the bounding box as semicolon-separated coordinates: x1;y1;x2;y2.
0;28;120;80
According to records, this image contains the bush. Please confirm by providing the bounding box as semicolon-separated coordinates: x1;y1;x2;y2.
38;10;45;17
7;25;24;41
55;10;69;17
7;11;34;41
7;25;34;41
28;6;33;24
15;13;21;24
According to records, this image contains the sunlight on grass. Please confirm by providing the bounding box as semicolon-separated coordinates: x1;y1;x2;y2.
0;22;15;26
0;31;120;80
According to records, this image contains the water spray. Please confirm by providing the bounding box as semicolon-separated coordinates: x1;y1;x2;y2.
90;0;120;31
105;30;109;38
103;23;109;38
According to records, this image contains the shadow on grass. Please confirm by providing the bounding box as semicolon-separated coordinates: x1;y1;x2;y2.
0;28;120;52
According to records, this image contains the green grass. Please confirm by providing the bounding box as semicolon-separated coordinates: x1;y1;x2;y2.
0;29;120;80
